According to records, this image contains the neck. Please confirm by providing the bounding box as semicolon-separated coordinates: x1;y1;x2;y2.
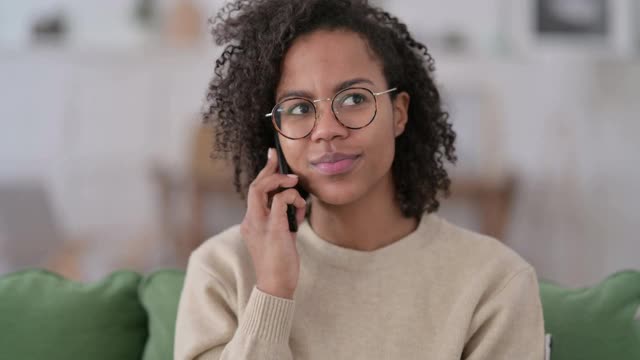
308;172;418;251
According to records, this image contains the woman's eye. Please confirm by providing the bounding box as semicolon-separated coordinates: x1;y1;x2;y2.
287;103;311;115
340;93;365;106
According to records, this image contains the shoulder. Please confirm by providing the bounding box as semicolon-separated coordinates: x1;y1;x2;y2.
429;215;536;292
437;216;532;269
187;224;255;288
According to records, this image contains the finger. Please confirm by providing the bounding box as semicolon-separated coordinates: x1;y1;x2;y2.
247;174;299;214
254;148;279;182
296;201;306;225
261;173;299;193
271;188;307;212
269;188;306;229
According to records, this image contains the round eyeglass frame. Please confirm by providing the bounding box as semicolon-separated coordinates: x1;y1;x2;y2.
264;87;397;140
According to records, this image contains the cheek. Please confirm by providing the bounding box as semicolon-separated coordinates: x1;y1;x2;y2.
280;138;307;172
366;124;396;171
366;107;397;155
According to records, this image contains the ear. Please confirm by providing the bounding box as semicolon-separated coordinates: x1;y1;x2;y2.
392;91;410;137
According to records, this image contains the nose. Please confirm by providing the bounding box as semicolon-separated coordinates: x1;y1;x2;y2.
309;100;349;142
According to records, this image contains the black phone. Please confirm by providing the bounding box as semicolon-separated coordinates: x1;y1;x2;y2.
273;132;300;232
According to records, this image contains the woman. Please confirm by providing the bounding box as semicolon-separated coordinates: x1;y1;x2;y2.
175;0;545;359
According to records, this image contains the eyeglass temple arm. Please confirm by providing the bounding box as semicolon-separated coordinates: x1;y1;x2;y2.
373;87;397;96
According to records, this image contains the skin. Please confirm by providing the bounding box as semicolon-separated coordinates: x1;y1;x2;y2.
276;29;416;251
241;29;417;299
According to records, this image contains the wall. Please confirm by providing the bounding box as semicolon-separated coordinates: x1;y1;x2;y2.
1;0;639;285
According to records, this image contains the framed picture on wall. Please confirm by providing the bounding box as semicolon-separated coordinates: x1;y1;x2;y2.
536;0;608;37
508;0;637;58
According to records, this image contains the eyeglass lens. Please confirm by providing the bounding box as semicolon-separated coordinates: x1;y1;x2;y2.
273;88;377;139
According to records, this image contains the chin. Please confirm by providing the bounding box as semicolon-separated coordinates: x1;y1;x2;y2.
308;180;367;206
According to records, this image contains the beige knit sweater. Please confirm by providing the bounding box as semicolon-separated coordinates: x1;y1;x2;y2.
174;212;545;359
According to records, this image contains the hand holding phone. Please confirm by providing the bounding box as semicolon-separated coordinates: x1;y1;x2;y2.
239;147;307;299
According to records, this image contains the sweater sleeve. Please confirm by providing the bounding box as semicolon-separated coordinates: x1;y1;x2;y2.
462;267;546;360
174;256;295;360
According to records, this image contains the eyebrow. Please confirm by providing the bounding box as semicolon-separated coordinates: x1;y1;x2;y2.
276;77;375;103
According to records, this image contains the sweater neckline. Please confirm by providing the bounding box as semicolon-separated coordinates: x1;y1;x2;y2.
297;211;442;271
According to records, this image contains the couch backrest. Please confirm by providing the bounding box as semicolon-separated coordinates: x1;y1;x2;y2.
539;270;640;360
2;268;639;360
0;269;148;360
138;269;185;360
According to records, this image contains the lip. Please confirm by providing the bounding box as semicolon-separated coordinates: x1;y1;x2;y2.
310;152;360;164
310;152;361;175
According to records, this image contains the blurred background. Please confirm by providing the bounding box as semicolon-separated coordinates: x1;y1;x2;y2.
0;0;638;287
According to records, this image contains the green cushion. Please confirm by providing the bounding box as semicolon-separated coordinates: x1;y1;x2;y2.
0;269;148;360
539;270;640;360
139;269;186;360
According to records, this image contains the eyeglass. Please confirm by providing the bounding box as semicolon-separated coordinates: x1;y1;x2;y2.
265;87;397;140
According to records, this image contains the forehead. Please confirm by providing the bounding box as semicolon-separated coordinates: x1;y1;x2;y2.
277;29;385;93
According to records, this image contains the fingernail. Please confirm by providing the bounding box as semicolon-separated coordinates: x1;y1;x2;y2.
267;148;272;159
287;174;298;178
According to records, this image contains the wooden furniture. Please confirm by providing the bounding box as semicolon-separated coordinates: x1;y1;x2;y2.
448;176;517;241
153;124;236;265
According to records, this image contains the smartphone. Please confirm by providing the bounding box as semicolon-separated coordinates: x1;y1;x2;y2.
273;132;300;232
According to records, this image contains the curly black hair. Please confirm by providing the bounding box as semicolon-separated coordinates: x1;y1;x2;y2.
204;0;457;219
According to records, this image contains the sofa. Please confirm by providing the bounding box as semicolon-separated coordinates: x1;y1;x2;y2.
1;268;638;360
